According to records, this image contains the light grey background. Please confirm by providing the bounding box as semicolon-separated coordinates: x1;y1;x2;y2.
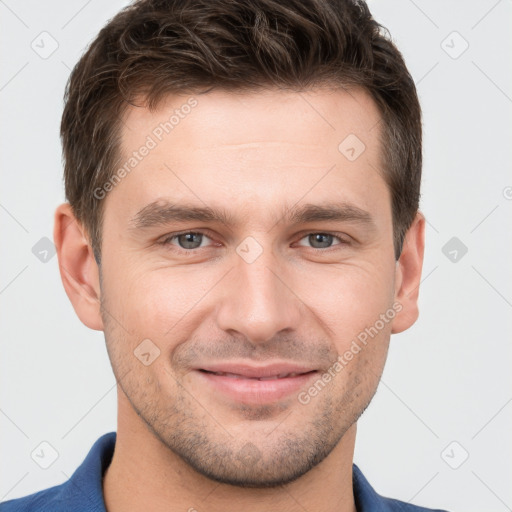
1;1;511;511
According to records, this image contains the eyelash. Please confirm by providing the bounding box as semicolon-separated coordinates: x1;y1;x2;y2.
159;230;351;255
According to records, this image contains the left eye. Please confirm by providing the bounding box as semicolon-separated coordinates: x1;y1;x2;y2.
296;233;345;249
162;231;346;251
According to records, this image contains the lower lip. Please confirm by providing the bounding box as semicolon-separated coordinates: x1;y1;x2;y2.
195;370;318;404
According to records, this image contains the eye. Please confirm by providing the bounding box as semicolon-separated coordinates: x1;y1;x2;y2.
161;231;214;251
296;232;348;250
159;230;350;254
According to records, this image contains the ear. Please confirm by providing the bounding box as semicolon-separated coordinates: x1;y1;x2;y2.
391;211;425;334
53;203;104;331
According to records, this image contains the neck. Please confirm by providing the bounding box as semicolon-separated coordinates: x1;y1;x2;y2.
103;396;358;512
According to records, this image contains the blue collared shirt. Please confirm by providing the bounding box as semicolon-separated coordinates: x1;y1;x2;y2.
0;432;449;511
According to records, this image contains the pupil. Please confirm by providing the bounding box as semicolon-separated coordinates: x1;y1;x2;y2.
311;233;331;248
180;233;201;248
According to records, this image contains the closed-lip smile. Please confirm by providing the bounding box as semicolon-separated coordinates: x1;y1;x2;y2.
194;362;318;404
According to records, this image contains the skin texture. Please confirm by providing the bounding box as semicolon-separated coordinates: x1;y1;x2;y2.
54;87;425;512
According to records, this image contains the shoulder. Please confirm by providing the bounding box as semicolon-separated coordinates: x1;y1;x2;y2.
374;495;451;512
0;432;116;512
352;464;451;512
0;483;68;512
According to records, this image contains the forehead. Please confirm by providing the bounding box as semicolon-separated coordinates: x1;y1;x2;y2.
121;86;382;151
107;87;387;228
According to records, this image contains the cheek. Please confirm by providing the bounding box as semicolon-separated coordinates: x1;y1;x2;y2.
296;261;396;341
117;266;219;339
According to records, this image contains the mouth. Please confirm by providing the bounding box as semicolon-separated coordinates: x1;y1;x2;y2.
198;369;313;380
193;364;318;404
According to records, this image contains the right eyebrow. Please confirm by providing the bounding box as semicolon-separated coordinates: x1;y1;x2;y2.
129;201;237;231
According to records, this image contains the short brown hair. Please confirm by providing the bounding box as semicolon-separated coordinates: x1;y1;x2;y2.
61;0;422;263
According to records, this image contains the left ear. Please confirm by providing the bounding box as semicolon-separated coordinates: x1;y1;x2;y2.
391;211;425;334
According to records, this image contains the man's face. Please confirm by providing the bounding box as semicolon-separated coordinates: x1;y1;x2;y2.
98;87;399;486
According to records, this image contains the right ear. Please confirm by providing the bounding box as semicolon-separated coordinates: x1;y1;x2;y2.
53;203;104;331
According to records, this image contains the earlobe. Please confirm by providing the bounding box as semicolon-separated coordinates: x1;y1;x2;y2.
391;212;426;334
53;203;104;331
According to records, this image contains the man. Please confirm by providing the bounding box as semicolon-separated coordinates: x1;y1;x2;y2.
1;0;450;510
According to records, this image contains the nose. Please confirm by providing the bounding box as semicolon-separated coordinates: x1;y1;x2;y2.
215;243;303;344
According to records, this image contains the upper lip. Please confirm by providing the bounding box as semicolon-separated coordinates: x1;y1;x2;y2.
197;362;317;378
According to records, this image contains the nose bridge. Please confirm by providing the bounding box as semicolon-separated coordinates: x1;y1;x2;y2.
215;236;302;343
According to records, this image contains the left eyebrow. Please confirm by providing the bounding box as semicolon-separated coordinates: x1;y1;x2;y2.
128;199;377;232
283;202;375;228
